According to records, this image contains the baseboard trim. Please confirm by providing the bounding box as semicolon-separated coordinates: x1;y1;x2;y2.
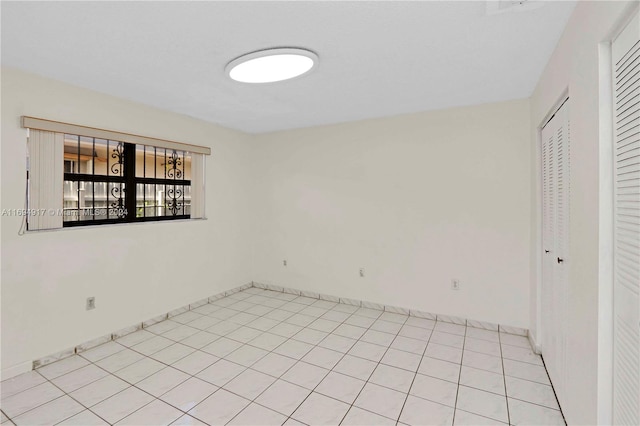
251;281;529;337
14;280;533;379
528;330;542;354
25;282;253;374
1;361;33;381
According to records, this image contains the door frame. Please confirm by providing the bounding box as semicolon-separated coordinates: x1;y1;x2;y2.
534;90;568;356
596;39;614;426
602;4;640;424
532;4;638;424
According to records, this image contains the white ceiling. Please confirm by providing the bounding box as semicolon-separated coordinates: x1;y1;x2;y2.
1;1;576;134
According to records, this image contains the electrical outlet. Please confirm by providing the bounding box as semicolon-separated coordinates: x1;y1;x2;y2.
451;279;460;290
86;297;96;310
359;268;365;277
283;260;287;267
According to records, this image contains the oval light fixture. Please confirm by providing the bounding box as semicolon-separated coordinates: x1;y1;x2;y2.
226;48;318;83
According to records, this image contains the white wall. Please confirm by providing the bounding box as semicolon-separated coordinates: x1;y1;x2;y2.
529;1;637;424
1;68;254;378
252;99;531;328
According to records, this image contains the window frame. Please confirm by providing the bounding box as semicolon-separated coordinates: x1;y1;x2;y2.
63;138;191;227
22;116;208;231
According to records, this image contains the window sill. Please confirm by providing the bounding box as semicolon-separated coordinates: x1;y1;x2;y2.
23;217;207;235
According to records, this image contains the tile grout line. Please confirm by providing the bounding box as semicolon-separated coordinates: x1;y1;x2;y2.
450;323;468;426
291;308;421;423
334;314;413;425
117;290;318;425
11;290;384;424
10;317;527;408
498;334;567;413
55;342;200;425
25;290;287;425
9;337;556;425
27;281;529;373
268;335;434;422
55;289;294;425
219;297;357;424
30;283;254;371
0;409;15;426
254;282;529;337
41;300;538;424
498;328;511;425
34;331;490;424
31;369;113;426
103;289;301;423
175;288;371;424
392;316;437;425
25;285;527;384
1;407;12;425
166;289;408;421
4;287;555;426
239;296;398;422
233;295;394;425
539;355;568;426
5;358;124;425
409;336;559;387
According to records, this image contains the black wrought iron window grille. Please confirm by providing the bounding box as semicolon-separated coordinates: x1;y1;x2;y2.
63;134;191;226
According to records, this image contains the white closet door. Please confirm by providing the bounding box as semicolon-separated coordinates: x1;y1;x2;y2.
541;114;555;363
541;99;569;409
554;103;569;406
541;117;555;360
613;10;640;426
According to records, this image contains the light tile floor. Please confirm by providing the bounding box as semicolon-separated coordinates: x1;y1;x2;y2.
0;288;566;425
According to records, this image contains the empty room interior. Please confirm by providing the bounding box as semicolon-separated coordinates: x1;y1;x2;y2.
1;1;639;425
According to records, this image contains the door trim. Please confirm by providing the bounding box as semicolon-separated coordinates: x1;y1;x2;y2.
599;4;640;423
535;91;569;355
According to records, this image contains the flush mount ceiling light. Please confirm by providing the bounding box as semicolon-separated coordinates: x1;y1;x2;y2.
226;48;318;83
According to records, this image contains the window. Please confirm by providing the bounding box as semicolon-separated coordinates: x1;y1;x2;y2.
22;116;209;231
62;134;192;226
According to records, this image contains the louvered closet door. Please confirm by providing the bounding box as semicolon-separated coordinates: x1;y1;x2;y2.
613;10;640;426
541;113;555;369
541;99;569;409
